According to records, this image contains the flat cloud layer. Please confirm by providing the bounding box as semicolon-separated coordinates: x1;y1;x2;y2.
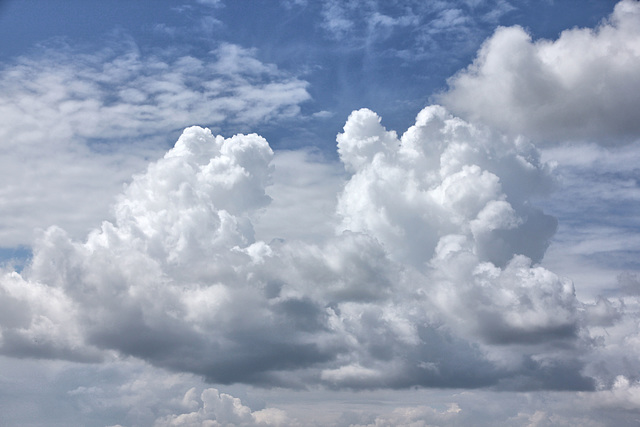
440;0;640;145
3;104;636;395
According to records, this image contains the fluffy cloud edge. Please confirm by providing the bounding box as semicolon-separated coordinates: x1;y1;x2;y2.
439;0;640;145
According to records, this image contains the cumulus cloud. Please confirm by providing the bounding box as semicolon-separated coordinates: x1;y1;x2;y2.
0;39;310;248
154;387;292;427
335;106;597;391
336;105;556;269
1;104;622;393
440;0;640;144
582;376;640;411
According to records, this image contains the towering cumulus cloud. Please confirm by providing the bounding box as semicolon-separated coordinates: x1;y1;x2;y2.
337;106;557;268
2;104;632;393
335;107;589;390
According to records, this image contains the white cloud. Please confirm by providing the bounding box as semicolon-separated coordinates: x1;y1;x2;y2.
582;376;640;411
0;104;619;393
0;39;310;248
336;105;556;269
321;0;356;39
154;388;293;427
333;106;599;390
440;0;640;145
0;268;102;362
311;110;334;119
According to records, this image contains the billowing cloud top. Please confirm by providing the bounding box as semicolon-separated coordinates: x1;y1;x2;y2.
440;0;640;145
3;103;631;393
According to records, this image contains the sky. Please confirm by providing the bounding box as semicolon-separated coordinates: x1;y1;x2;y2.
1;0;640;426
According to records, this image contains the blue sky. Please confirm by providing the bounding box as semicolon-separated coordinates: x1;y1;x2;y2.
1;0;640;426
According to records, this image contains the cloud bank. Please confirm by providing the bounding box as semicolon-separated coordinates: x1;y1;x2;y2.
4;102;637;394
440;0;640;145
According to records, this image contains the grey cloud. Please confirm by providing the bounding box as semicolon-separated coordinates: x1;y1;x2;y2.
497;356;595;392
3;355;635;426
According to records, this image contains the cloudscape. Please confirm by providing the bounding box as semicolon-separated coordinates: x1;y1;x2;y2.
1;1;640;426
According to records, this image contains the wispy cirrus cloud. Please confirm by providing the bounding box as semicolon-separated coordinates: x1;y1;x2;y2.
317;0;515;59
